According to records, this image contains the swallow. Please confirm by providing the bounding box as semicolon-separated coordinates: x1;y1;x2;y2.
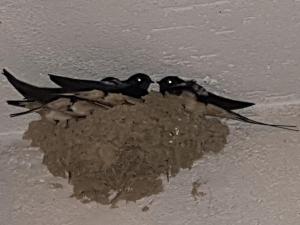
3;68;126;104
2;69;151;122
157;76;298;131
2;69;112;122
158;76;254;110
48;73;154;98
6;99;86;125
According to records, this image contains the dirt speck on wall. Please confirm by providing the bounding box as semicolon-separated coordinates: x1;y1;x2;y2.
23;93;229;206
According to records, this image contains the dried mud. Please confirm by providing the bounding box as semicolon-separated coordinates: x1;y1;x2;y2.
23;93;229;205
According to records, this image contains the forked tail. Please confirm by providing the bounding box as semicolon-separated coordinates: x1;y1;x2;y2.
229;110;299;131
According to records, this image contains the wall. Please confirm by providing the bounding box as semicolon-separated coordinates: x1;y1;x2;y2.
0;1;300;225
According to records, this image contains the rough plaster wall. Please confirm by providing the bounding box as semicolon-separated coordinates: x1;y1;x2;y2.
0;1;300;225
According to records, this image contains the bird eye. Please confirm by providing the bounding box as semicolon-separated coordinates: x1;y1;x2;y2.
168;80;172;84
137;78;142;82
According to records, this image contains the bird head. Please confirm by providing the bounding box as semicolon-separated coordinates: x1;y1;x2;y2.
125;73;154;90
157;76;185;95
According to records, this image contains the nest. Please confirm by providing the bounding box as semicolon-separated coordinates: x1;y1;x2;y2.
24;93;229;206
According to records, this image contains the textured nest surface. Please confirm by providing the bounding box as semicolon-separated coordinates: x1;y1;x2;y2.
23;93;229;206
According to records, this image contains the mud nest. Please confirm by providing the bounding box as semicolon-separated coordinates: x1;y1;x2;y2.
23;93;229;205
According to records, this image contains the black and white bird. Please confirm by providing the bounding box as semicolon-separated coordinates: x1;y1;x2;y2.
2;69;153;124
158;76;254;110
48;73;153;99
2;69;110;123
157;76;298;131
48;72;154;106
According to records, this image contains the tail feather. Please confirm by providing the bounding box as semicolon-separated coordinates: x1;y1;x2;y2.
10;105;43;117
3;68;68;102
229;110;299;131
2;68;40;99
7;100;35;108
7;99;46;117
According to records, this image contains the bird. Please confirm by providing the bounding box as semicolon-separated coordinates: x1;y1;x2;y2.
2;69;108;124
48;73;154;98
157;76;298;131
2;68;114;103
48;72;154;106
2;69;151;124
158;76;254;110
6;99;86;124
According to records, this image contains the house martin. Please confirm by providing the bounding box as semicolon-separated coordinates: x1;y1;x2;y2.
158;76;298;131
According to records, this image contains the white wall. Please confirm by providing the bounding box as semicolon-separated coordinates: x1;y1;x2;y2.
1;0;300;97
1;1;300;225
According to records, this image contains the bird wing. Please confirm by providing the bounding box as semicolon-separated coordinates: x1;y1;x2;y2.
48;74;130;92
166;80;254;110
205;92;255;110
